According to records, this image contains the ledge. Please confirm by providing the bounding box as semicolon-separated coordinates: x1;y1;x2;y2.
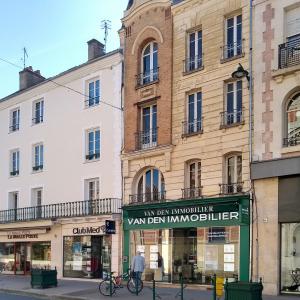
220;53;245;64
281;144;300;154
272;64;300;82
135;79;159;90
181;130;203;139
183;66;204;76
220;121;245;130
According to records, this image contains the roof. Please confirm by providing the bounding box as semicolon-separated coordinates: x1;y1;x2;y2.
0;48;123;103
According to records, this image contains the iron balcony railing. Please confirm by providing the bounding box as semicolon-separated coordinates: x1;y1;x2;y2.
219;182;244;195
279;36;300;69
182;187;202;199
283;136;300;147
32;115;44;125
32;165;43;172
182;119;202;136
136;68;159;87
86;152;100;160
129;191;166;204
183;55;203;73
10;170;19;177
0;198;122;224
9;124;19;132
221;41;243;60
220;110;243;128
135;127;158;150
85;97;100;108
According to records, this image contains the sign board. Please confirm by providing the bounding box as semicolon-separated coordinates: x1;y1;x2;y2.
105;220;116;234
73;226;106;235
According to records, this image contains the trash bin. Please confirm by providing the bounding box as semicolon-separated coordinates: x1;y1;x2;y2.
224;279;263;300
31;268;58;289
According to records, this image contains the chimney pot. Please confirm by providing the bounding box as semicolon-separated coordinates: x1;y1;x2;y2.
87;39;105;61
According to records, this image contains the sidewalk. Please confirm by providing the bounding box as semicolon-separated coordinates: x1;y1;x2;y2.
0;275;298;300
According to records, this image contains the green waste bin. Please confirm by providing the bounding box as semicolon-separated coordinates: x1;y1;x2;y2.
224;279;263;300
31;268;58;289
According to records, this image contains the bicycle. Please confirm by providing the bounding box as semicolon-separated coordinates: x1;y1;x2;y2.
99;268;143;296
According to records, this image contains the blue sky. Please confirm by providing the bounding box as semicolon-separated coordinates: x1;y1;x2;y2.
0;0;128;98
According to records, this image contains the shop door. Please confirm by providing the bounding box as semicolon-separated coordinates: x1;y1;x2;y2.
15;243;30;275
91;236;102;278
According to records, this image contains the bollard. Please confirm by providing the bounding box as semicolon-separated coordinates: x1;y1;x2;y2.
136;273;139;296
109;273;113;297
153;280;156;300
212;274;216;300
180;275;184;300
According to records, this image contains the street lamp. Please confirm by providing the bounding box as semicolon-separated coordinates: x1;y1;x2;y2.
231;63;250;82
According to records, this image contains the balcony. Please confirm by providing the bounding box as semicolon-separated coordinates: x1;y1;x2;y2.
86;153;100;161
183;55;203;74
129;191;166;205
219;183;244;195
32;115;43;125
10;170;19;177
135;128;158;151
181;187;202;199
136;68;159;88
283;135;300;147
0;198;121;224
9;124;19;132
221;41;243;62
279;36;300;69
220;110;243;128
182;119;202;137
32;165;43;172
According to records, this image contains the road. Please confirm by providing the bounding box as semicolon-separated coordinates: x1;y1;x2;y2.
0;293;43;300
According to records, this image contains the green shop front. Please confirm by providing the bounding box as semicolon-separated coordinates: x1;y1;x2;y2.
123;195;250;284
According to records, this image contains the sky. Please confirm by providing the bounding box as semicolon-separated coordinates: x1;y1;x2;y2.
0;0;128;99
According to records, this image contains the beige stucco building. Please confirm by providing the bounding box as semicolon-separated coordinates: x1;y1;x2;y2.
121;0;251;284
251;0;300;295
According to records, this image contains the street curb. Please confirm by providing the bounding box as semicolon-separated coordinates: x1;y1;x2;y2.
0;288;88;300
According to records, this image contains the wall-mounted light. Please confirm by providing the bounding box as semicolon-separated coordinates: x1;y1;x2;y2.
231;63;250;82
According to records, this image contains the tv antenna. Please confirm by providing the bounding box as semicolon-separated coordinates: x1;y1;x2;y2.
101;20;111;52
21;47;28;69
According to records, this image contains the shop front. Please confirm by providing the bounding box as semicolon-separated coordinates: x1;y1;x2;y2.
0;228;52;275
123;195;250;283
61;218;121;279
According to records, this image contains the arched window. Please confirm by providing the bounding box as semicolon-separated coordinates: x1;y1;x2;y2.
141;42;158;84
285;92;300;146
134;168;165;203
183;161;201;199
221;154;243;194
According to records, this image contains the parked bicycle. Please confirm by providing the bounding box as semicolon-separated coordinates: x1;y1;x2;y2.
99;268;143;296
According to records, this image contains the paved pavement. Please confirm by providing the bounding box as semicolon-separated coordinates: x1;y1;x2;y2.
0;275;299;300
0;293;43;300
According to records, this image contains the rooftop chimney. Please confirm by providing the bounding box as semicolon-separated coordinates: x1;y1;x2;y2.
87;39;105;61
19;66;45;90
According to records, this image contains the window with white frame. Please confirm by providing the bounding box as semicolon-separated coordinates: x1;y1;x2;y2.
9;108;20;132
224;14;242;59
224;81;243;126
285;92;300;146
33;143;44;171
187;30;202;71
86;128;100;160
85;178;100;201
186;91;202;134
87;79;100;107
183;160;201;199
141;41;158;85
224;154;242;194
10;150;20;177
32;188;43;218
32;99;44;124
139;104;157;149
135;168;165;203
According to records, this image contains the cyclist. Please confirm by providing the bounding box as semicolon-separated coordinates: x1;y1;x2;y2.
131;251;145;280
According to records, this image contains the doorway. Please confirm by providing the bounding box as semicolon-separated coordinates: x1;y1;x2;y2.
14;243;31;275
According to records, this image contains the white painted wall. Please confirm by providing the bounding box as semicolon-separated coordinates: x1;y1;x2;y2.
0;51;123;210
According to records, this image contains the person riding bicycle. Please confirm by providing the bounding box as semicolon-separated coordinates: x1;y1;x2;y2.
131;251;145;280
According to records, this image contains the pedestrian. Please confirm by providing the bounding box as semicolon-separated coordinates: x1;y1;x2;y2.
131;251;145;280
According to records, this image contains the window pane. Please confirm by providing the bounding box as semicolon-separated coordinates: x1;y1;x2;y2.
145;170;152;194
138;177;144;196
95;80;100;104
152;105;157;129
197;162;201;187
197;92;202;121
189;163;196;188
89;132;94;154
189;33;196;58
197;31;202;61
227;157;235;184
237;81;243;112
227;84;234;113
143;107;151;131
153;169;159;194
95;130;100;153
188;94;195;123
40;145;44;165
237;15;242;54
237;155;242;182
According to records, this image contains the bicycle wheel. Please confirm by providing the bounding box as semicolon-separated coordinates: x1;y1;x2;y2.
127;277;143;294
99;280;116;296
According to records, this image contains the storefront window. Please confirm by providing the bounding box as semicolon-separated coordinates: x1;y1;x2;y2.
130;226;240;283
63;235;111;279
281;223;300;293
0;243;15;274
31;242;51;269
